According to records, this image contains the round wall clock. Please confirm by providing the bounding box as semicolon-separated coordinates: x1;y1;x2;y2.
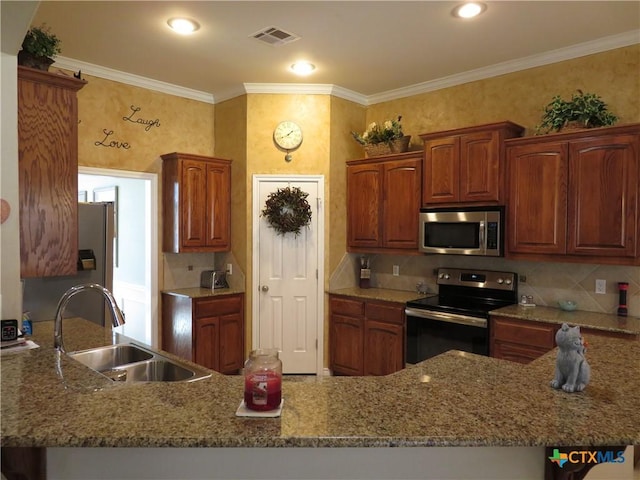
273;121;303;161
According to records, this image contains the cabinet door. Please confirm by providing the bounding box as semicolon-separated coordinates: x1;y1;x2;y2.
194;317;219;371
507;141;569;254
330;314;364;375
423;136;459;204
219;313;244;374
181;160;207;248
347;163;381;248
567;134;638;258
205;162;231;249
364;320;404;375
382;158;421;249
460;130;500;202
18;68;84;277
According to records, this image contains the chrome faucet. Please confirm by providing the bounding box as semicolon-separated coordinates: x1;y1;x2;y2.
53;283;125;353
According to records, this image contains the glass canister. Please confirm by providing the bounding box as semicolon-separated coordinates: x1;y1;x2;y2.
243;349;282;411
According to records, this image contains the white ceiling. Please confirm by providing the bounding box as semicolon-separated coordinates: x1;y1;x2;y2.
19;1;640;103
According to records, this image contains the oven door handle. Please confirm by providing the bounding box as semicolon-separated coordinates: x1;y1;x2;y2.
404;307;487;328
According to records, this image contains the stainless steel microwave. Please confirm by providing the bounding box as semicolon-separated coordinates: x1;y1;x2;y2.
419;206;504;256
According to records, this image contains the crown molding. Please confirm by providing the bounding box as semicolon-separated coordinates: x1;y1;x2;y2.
51;56;215;104
51;29;638;106
242;83;367;105
368;30;640;105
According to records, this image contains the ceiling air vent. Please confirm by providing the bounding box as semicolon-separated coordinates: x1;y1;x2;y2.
251;26;300;47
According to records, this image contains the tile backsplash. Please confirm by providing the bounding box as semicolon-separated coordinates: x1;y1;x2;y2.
329;254;640;318
162;252;244;291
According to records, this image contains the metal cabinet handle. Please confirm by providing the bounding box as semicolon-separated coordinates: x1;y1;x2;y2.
261;285;269;292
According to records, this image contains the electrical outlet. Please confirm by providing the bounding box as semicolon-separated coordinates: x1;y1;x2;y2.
393;265;400;276
595;279;606;294
226;263;233;275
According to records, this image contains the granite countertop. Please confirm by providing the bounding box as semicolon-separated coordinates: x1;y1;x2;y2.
162;287;245;298
1;318;638;449
327;287;428;304
491;304;640;336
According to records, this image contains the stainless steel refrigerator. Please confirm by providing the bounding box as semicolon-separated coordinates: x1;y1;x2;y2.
22;202;115;325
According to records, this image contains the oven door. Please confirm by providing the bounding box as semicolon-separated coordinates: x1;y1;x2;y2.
405;307;489;364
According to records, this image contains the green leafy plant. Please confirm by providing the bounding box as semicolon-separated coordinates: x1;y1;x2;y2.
352;116;404;145
21;24;62;59
536;90;618;134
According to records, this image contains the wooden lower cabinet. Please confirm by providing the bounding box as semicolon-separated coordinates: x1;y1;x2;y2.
330;295;405;376
162;292;244;374
490;315;638;364
490;316;557;364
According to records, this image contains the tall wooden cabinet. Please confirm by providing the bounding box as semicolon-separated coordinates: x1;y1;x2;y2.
162;292;244;374
506;124;639;264
347;151;422;254
18;66;86;277
420;121;524;206
161;152;231;253
329;295;404;376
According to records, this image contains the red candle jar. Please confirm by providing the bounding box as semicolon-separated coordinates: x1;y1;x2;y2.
243;349;282;411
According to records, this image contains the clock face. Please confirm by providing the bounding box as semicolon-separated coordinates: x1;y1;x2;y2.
273;121;303;151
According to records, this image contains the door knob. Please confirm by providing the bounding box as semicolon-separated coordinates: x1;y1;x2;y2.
261;285;269;292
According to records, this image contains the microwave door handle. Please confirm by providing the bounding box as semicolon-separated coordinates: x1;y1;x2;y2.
479;220;485;252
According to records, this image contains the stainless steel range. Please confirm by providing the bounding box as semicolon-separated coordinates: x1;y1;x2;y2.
405;267;518;364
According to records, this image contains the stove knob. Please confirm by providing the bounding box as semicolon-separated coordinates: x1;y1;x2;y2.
505;279;512;285
497;278;504;284
438;273;444;279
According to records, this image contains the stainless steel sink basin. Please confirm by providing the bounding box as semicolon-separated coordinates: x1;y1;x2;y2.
69;344;154;371
68;343;211;383
106;360;201;382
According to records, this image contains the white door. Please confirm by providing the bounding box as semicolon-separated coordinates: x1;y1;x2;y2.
253;176;324;375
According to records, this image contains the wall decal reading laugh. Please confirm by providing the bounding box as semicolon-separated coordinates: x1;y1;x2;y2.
123;105;161;131
94;129;131;149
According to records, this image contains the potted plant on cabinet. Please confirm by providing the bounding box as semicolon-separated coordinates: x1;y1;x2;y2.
535;90;618;134
18;24;62;71
351;116;411;156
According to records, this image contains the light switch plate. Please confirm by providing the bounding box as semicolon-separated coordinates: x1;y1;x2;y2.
595;279;606;294
393;265;399;276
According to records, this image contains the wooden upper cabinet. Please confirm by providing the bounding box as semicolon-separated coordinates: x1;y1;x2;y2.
18;66;86;277
347;152;422;253
420;121;524;206
507;141;569;254
506;124;640;264
162;152;231;253
568;134;638;257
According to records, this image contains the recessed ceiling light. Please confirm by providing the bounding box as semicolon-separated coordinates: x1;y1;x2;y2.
167;17;200;35
290;61;316;76
452;2;487;19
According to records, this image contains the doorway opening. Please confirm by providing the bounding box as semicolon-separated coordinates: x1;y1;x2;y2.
78;167;158;347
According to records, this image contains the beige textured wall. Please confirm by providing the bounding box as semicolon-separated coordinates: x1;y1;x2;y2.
76;74;215;172
366;45;640;143
214;95;248;272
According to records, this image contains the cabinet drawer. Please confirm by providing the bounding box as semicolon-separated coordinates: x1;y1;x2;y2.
365;301;404;325
492;340;550;364
194;295;242;318
492;318;555;349
330;296;364;318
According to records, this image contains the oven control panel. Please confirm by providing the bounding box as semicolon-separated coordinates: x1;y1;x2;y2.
436;268;517;291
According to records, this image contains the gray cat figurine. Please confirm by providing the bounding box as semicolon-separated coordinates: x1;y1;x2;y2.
550;323;590;393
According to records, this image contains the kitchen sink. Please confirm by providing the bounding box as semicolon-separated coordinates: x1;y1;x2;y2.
68;343;211;383
69;344;154;371
105;360;200;382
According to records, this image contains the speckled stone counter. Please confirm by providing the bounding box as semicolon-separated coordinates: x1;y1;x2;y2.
328;287;427;304
491;304;640;336
2;318;638;449
162;286;245;298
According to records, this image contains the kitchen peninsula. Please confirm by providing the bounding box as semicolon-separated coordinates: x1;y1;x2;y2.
2;318;638;479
